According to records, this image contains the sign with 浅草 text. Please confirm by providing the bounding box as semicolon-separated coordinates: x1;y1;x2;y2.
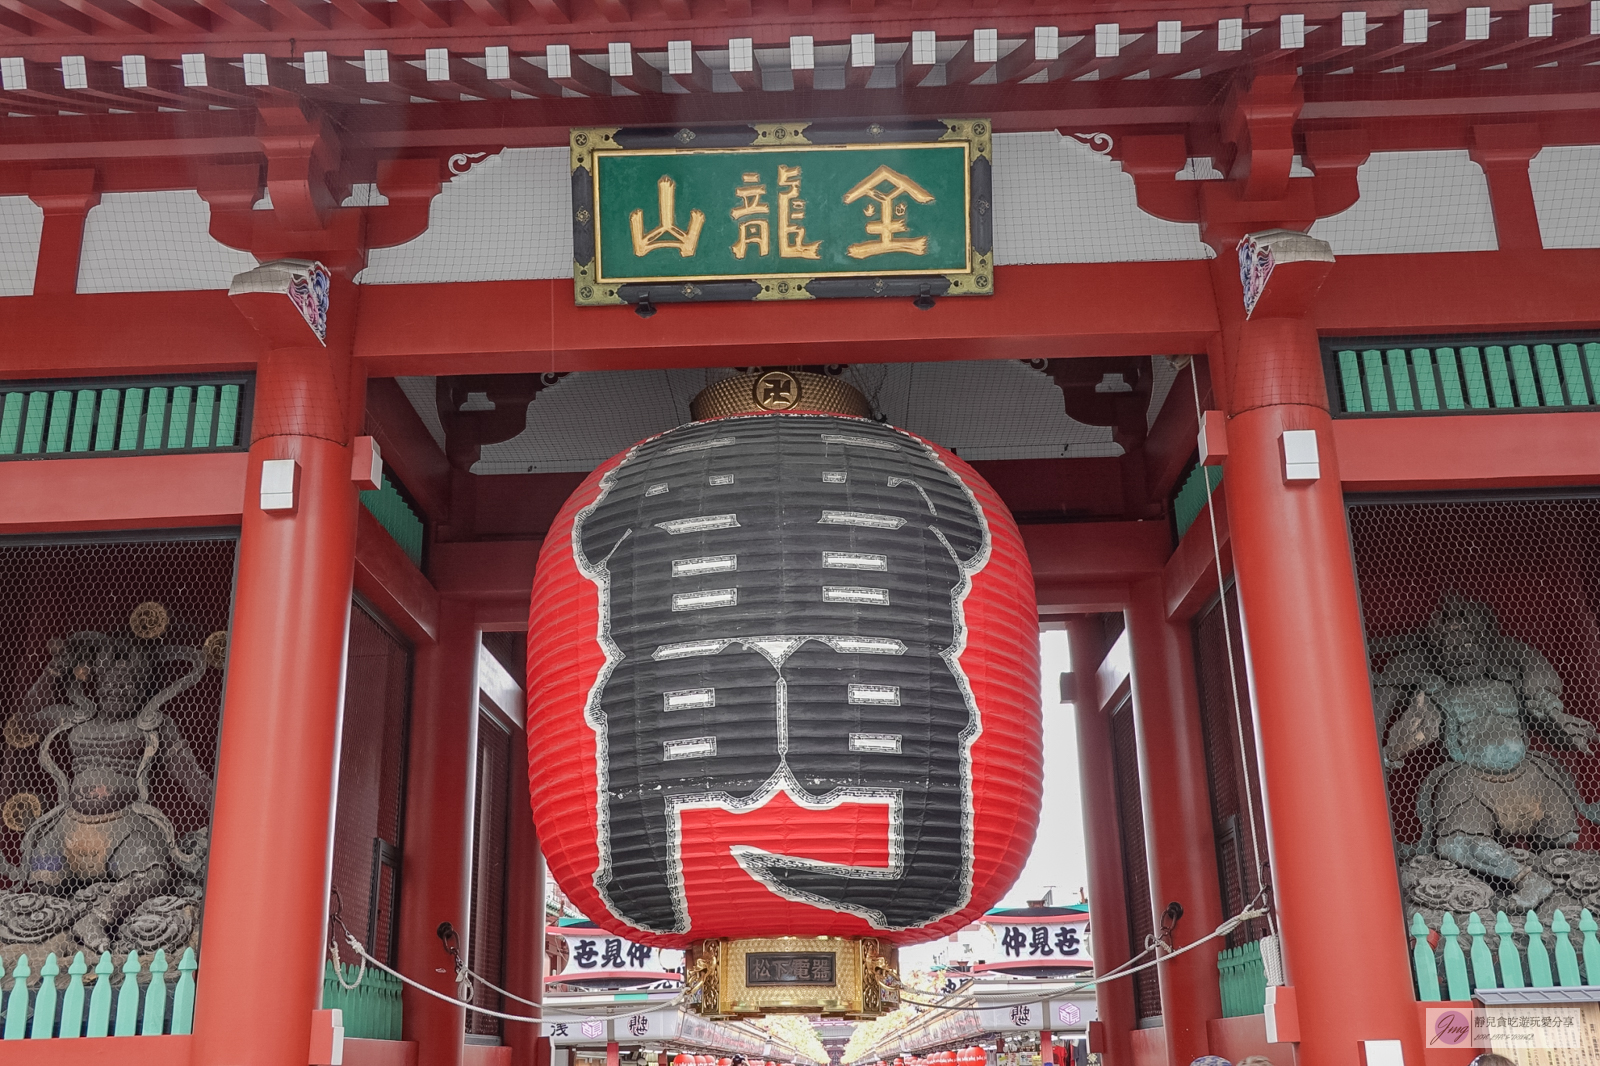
571;121;992;307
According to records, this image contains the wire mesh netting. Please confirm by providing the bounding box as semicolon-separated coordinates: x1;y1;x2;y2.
0;534;235;967
1349;497;1600;943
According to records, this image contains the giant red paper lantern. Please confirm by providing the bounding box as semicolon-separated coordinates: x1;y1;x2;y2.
527;374;1042;949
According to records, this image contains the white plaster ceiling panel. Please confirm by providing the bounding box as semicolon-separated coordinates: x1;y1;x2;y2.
360;147;573;284
1530;145;1600;250
77;190;257;293
990;132;1213;264
474;367;738;473
1309;150;1498;255
466;361;1122;475
0;195;42;297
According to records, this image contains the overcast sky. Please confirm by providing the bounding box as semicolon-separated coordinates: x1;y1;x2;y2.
995;630;1088;909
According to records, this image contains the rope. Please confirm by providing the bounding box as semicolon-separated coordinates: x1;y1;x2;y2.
466;966;542;1009
1187;364;1276;940
339;930;547;1024
329;934;368;991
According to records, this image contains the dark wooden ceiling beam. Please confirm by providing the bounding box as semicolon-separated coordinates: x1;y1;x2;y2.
0;0;92;35
127;0;212;32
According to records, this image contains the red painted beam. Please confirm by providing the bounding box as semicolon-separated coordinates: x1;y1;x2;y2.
351;262;1221;375
1023;519;1170;615
1163;484;1231;623
355;504;440;643
0;1035;192;1066
0;292;262;377
1;250;1598;379
1315;250;1600;336
430;538;541;628
1333;411;1600;493
0;451;246;533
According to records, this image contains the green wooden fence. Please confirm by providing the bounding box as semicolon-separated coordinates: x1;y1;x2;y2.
0;948;196;1038
1216;940;1267;1018
0;377;250;459
1328;339;1600;417
1410;908;1600;1000
321;960;403;1040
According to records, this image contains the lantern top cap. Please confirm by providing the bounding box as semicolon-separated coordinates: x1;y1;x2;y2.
691;371;871;421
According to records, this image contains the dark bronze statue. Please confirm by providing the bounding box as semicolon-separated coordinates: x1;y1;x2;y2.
1376;595;1600;912
1;628;213;952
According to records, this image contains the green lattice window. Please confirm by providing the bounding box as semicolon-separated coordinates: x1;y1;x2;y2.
1173;463;1223;538
360;472;424;567
1325;335;1600;417
0;376;252;459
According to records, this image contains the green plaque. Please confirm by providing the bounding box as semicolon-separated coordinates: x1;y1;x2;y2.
571;120;992;307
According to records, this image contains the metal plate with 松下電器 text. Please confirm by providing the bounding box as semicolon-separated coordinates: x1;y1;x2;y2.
744;952;837;986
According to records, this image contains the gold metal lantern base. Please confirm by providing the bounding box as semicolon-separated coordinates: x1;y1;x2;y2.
686;936;900;1020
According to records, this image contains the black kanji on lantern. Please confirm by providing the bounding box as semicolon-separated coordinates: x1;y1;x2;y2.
573;414;990;934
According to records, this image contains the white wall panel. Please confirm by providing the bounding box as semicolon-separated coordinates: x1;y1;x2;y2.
991;132;1212;264
1310;150;1498;255
1531;145;1600;249
77;190;256;293
0;196;42;297
360;148;572;284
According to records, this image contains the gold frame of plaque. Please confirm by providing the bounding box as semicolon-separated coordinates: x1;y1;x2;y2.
686;937;901;1020
570;119;992;308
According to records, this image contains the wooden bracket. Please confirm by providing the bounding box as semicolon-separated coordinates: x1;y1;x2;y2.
1470;122;1544;251
1220;73;1303;202
1113;134;1199;224
28;168;100;296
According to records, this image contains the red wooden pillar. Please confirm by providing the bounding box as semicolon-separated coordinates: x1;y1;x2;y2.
192;280;361;1066
1216;264;1423;1064
398;596;480;1066
1123;578;1223;1066
506;712;548;1066
1066;619;1134;1066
